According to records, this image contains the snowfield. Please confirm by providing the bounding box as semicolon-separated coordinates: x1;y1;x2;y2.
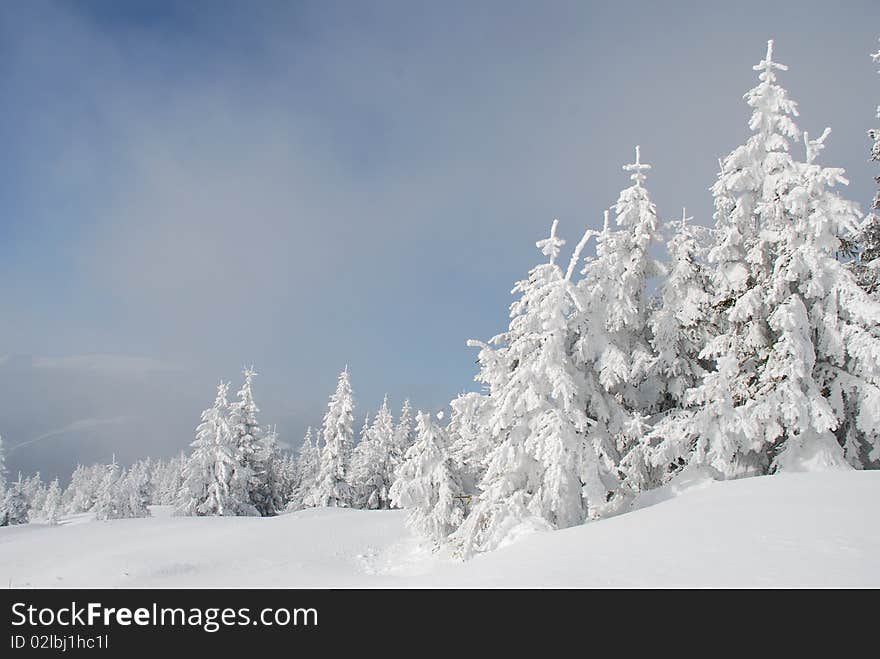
1;471;877;588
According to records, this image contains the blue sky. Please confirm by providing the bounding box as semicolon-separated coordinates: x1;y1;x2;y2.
0;0;877;479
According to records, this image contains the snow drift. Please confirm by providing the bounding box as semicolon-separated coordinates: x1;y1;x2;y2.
0;471;876;588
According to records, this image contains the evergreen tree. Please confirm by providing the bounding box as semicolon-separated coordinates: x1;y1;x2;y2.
363;396;396;509
647;41;880;480
647;209;714;410
179;381;253;516
391;399;415;480
258;424;286;515
453;220;614;556
119;461;152;518
64;464;103;514
447;391;490;496
22;472;46;517
288;426;320;510
314;367;355;507
849;40;880;296
92;461;121;521
390;412;466;545
41;478;62;525
153;453;187;506
651;41;806;480
1;477;29;526
228;367;275;515
351;412;381;508
585;147;666;416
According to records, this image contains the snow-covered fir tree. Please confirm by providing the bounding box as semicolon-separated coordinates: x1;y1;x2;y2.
566;149;666;493
258;424;286;515
453;220;616;556
152;454;186;506
92;462;121;521
227;367;277;516
1;476;29;526
568;211;647;493
41;478;62;525
390;399;415;482
118;461;152;518
647;209;714;410
849;40;880;296
580;147;666;417
22;472;46;517
63;464;103;514
447;391;490;496
351;413;377;508
645;41;880;481
179;381;253;516
354;395;396;509
288;426;320;510
313;367;355;507
276;453;298;507
390;411;466;545
644;41;806;481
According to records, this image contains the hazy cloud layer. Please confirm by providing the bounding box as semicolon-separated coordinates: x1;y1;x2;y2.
0;0;877;480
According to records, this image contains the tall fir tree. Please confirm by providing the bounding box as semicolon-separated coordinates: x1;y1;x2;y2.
589;147;666;416
646;41;880;481
228;367;277;516
314;367;355;507
179;381;253;516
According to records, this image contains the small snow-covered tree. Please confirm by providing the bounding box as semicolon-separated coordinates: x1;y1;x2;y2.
288;426;320;510
41;479;62;525
22;472;46;517
258;424;286;515
391;399;415;479
351;413;380;509
453;220;615;556
64;464;103;514
390;411;465;545
1;477;29;526
118;462;152;518
153;454;186;506
92;462;121;521
314;367;355;507
354;395;396;509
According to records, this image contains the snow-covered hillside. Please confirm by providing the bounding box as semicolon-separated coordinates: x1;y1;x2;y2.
1;471;877;588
